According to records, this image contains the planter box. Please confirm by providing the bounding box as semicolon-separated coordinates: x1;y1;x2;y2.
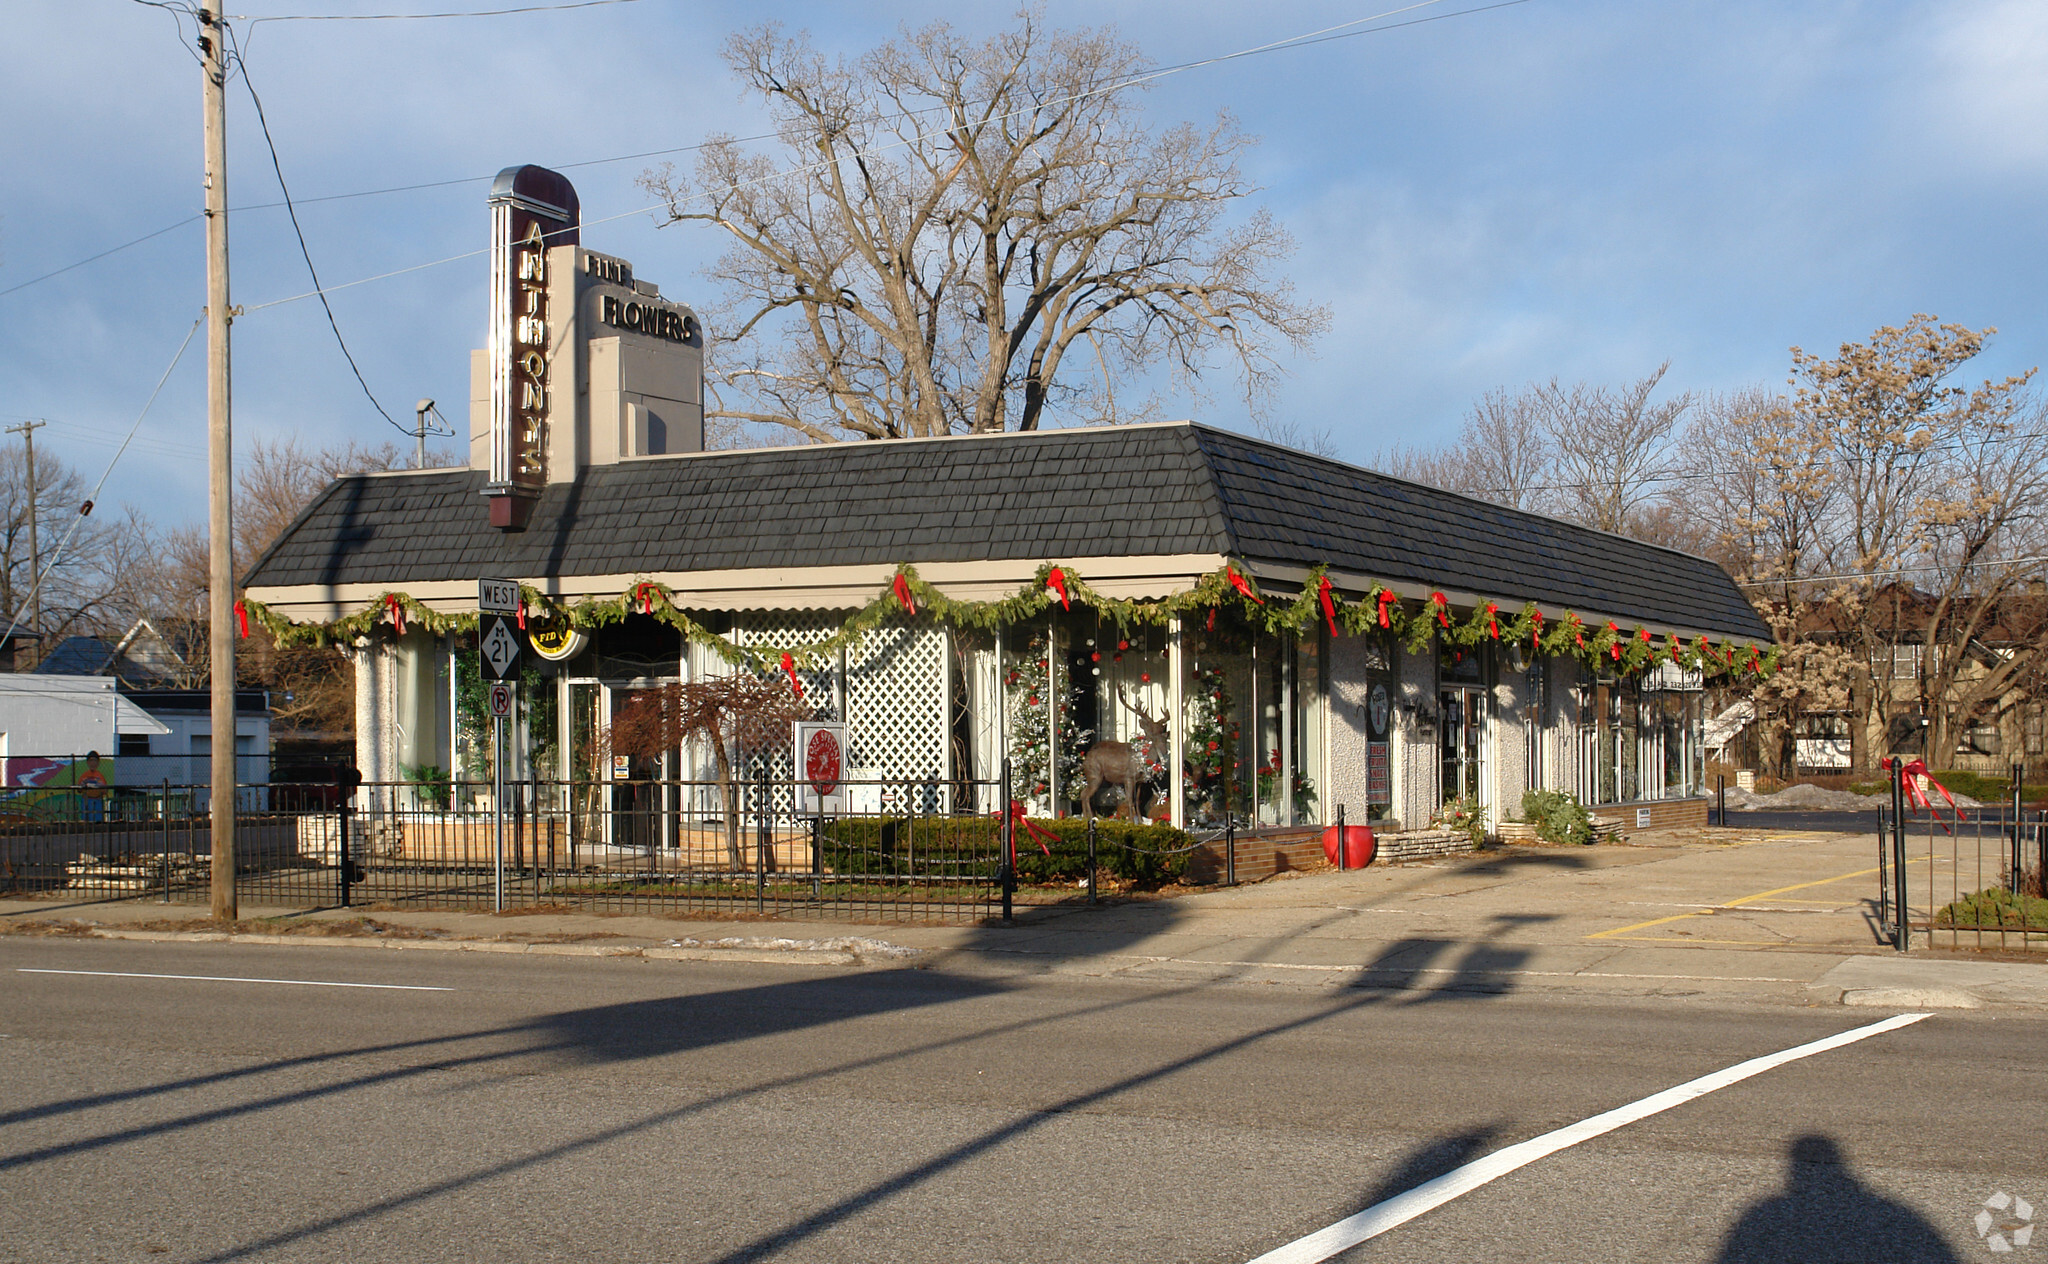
1495;820;1542;843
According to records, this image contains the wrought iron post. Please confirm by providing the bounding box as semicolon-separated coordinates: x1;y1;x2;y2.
755;771;770;912
160;778;172;902
1716;775;1726;828
1000;757;1014;922
811;808;823;902
1335;802;1347;872
337;765;355;909
1224;758;1237;886
1890;758;1909;952
2012;762;2024;896
1876;801;1890;932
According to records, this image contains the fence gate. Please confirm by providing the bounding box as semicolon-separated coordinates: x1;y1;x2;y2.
1877;802;2048;954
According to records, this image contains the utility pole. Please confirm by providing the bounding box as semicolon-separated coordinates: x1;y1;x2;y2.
200;2;237;921
4;420;44;661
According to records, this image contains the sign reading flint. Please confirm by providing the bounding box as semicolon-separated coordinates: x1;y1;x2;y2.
485;165;579;532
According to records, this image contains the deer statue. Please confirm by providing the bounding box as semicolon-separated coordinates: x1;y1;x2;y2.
1081;686;1173;823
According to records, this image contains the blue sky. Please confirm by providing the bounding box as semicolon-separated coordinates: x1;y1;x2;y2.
3;0;2045;531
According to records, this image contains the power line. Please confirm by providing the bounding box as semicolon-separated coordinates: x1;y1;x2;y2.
244;0;1526;315
234;0;647;20
17;0;1523;305
0;315;204;654
1735;554;2048;588
0;217;201;299
228;24;414;439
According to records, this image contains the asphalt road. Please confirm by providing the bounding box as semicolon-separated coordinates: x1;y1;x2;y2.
0;937;2040;1264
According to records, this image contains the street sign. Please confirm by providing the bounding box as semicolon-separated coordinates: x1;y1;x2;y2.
479;614;523;681
487;681;514;718
479;578;520;614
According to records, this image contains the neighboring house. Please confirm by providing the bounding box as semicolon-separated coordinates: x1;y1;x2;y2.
1720;585;2048;776
0;674;170;816
9;621;273;793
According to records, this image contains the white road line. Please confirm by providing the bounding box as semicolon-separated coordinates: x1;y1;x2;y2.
1245;1011;1934;1264
1109;956;1804;983
16;969;451;992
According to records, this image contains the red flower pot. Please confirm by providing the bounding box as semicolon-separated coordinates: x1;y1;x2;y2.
1322;824;1377;869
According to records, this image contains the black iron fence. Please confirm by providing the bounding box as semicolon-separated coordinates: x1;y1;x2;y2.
1876;803;2048;954
1;775;1082;923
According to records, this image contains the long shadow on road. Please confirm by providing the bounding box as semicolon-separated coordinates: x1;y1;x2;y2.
0;895;1544;1262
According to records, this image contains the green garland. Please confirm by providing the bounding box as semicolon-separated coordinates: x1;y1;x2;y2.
241;560;1779;681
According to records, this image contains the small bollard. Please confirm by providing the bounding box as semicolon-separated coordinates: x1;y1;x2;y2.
1087;817;1097;905
1335;802;1348;872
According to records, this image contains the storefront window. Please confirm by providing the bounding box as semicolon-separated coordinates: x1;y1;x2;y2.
1182;612;1252;828
1002;611;1169;819
1181;609;1322;829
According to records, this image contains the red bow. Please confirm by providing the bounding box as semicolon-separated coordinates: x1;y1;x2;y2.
780;651;803;698
1431;591;1450;628
893;573;916;615
1227;566;1264;605
386;594;405;636
1607;622;1621;661
1880;757;1959;834
1206;607;1217;632
635;582;656;615
1376;589;1395;629
1486;601;1499;640
1531;608;1544;648
233;599;249;639
516;598;527;631
1636;627;1652;644
1004;800;1060;856
1317;576;1338;638
1669;638;1682;663
1046;567;1071;610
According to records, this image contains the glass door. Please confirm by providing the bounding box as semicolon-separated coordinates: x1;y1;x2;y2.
1440;685;1487;810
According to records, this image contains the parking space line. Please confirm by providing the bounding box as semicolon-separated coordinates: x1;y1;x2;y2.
1588;859;1912;942
17;969;451;992
1243;1012;1934;1264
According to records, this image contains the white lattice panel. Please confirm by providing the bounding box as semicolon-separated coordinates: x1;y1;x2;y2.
735;611;849;814
846;625;949;783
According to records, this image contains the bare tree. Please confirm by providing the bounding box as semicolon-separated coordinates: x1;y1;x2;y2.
0;443;156;660
641;14;1327;443
610;674;811;870
1542;364;1691;535
1692;317;2048;773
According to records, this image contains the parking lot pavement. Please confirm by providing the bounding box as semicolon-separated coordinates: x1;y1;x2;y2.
3;825;2043;1009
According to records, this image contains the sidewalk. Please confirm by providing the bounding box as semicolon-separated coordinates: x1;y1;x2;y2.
4;826;2044;1011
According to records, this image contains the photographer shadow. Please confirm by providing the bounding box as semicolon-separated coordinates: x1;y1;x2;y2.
1716;1135;1959;1263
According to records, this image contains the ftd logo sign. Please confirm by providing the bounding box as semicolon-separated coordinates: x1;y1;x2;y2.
793;721;847;815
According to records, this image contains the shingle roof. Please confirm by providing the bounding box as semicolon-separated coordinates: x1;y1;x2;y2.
243;422;1769;640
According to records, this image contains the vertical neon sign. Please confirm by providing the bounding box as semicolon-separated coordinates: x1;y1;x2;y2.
485;166;578;532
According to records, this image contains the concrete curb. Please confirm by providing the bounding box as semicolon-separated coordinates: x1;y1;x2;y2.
78;927;885;968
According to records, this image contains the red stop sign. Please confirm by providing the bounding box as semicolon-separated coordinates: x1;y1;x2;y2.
806;728;842;797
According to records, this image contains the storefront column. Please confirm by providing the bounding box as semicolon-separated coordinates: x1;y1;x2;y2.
1168;614;1184;830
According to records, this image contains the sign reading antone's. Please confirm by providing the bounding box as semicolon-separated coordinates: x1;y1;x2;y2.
485;165;579;532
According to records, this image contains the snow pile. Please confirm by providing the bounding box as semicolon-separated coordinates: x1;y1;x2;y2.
663;935;924;959
1724;779;1980;812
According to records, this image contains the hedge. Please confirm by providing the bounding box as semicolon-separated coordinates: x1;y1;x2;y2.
819;815;1196;885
